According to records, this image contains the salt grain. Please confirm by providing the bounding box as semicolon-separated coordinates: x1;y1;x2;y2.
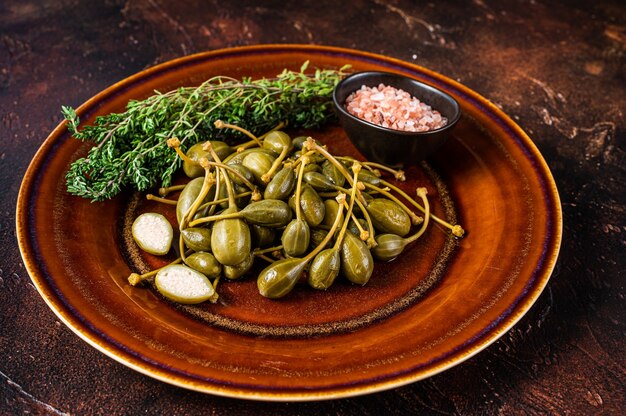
345;83;448;132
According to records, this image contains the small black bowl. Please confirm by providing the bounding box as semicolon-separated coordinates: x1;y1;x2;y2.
333;71;461;167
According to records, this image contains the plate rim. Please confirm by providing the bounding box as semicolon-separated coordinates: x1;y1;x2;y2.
16;44;563;401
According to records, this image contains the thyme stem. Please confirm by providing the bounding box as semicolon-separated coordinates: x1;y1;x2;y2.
63;63;350;201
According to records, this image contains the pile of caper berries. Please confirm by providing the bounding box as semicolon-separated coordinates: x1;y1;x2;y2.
128;121;464;304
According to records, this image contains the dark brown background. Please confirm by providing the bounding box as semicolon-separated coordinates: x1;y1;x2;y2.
2;0;624;414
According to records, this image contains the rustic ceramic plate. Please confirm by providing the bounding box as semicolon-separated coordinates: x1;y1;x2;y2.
16;45;561;401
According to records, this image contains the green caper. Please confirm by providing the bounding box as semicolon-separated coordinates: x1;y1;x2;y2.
293;149;326;165
227;164;255;187
289;184;325;226
213;180;250;209
371;233;407;261
176;177;208;224
291;136;306;150
308;248;340;290
223;147;275;166
264;166;296;200
302;163;322;174
211;207;251;266
303;171;337;192
250;224;276;248
183;141;233;178
181;227;212;252
233;182;252;208
340;231;374;285
183;143;207;178
209;141;234;161
184;251;221;278
238;199;292;227
257;257;308;299
308;153;327;164
300;184;326;226
322;160;345;187
262;131;292;155
321;199;343;228
242;152;275;184
352;191;373;216
357;169;381;185
223;253;255;280
366;198;411;237
281;219;310;257
347;217;368;237
309;228;330;250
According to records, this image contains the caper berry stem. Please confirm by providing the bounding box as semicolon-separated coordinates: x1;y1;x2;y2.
146;194;178;205
380;179;465;237
304;138;353;187
253;246;285;263
181;159;216;229
348;210;370;241
271;250;285;260
260;121;286;138
128;256;184;286
261;144;291;184
205;141;238;209
167;137;197;166
236;140;259;152
336;156;385;178
290;150;315;169
178;233;187;263
294;156;308;221
236;122;287;152
159;184;186;197
303;138;368;206
318;188;377;248
211;275;220;294
353;195;378;248
303;193;346;262
404;187;431;244
333;164;361;251
196;190;252;212
214;119;262;147
364;166;382;177
203;160;258;192
255;253;276;263
363;162;405;181
206;166;221;217
253;245;284;256
188;210;243;227
222;168;238;209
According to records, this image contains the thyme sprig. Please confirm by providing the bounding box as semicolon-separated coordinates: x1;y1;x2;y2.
63;62;350;201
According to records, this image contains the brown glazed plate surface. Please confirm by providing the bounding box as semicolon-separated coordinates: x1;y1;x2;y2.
16;45;562;401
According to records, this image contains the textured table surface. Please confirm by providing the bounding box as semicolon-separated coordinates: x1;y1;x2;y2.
1;1;624;414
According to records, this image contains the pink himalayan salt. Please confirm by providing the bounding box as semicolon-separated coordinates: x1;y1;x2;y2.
345;83;448;132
